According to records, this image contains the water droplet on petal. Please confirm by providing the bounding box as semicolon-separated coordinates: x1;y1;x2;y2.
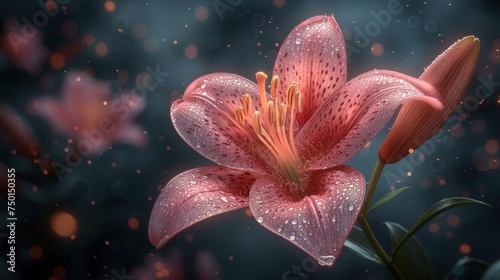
295;38;301;44
277;226;282;232
318;255;335;266
220;196;228;202
291;219;297;225
201;84;206;89
290;234;296;241
196;143;201;148
257;217;264;223
348;203;354;211
264;209;270;214
332;215;336;223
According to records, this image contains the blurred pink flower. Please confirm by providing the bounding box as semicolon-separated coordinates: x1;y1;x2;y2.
33;71;146;155
149;16;442;266
1;17;48;75
133;252;185;280
0;103;40;161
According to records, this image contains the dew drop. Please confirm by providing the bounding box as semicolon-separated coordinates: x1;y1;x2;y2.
257;217;264;223
285;219;289;224
318;255;335;266
290;234;296;241
291;219;297;225
348;203;354;211
196;143;201;148
264;209;270;214
332;215;336;223
220;196;228;203
277;226;282;232
295;38;301;44
200;84;206;89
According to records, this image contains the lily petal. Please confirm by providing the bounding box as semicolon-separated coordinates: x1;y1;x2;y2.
33;98;76;134
297;70;443;170
149;166;257;248
249;166;364;266
171;73;272;174
379;36;480;163
62;71;109;120
273;15;347;127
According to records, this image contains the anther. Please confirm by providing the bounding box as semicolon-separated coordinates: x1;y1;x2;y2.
278;103;287;127
295;91;302;113
242;94;252;116
235;106;245;125
271;75;279;99
253;111;262;136
286;82;298;107
267;101;276;126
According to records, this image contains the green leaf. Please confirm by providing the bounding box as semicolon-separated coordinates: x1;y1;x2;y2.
444;256;489;279
391;197;491;259
384;222;435;280
344;226;383;264
366;186;410;215
482;260;500;280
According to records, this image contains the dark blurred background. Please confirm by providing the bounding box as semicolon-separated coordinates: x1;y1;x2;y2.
0;0;499;279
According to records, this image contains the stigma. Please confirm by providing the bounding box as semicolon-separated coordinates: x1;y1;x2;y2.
234;72;303;185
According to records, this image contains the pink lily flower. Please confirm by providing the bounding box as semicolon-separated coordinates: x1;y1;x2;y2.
33;71;146;155
149;15;443;266
379;36;480;163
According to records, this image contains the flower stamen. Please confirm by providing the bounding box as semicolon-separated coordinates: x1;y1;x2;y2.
235;72;303;185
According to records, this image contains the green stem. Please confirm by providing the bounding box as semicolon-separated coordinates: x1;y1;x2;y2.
360;159;386;215
357;158;405;279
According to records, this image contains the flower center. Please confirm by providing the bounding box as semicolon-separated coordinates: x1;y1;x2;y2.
234;72;303;186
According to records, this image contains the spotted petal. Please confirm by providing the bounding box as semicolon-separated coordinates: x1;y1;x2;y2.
273;15;347;127
296;70;443;170
171;73;273;174
249;166;364;266
149;166;257;248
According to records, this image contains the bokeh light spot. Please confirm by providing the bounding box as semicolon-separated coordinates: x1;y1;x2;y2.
472;148;491;171
105;1;116;12
84;34;95;45
50;53;65;69
371;43;384;56
50;212;77;238
53;266;67;279
460;244;471;254
128;217;139;229
95;43;109;57
185;44;198;59
273;0;286;8
429;223;439;233
447;214;460;227
29;245;43;259
195;6;209;21
485;139;499;154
